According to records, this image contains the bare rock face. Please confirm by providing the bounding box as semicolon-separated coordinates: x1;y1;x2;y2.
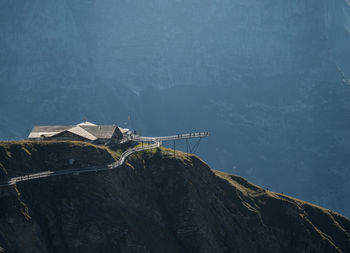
0;141;349;253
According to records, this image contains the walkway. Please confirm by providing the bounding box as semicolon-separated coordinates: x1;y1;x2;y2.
0;132;208;187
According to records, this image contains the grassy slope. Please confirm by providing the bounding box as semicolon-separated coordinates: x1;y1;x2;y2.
214;170;350;251
127;146;350;252
0;141;349;252
0;140;120;178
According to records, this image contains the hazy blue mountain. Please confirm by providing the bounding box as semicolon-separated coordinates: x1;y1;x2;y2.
1;0;350;216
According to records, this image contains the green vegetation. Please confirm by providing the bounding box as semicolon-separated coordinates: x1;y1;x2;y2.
214;170;350;249
0;140;349;252
0;140;121;178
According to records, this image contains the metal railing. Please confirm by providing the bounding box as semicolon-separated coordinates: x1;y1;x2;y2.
0;141;161;187
125;132;209;142
0;131;208;187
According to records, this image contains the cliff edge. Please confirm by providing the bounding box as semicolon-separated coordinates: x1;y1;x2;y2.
0;141;349;253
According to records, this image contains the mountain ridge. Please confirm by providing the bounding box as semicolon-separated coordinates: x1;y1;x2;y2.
1;0;350;217
0;141;349;252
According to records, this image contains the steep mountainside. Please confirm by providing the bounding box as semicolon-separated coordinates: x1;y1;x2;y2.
0;141;349;253
1;0;350;217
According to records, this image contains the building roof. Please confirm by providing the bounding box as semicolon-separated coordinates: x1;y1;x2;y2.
80;125;119;139
77;121;97;126
118;127;130;134
51;126;98;141
28;125;73;139
28;122;122;141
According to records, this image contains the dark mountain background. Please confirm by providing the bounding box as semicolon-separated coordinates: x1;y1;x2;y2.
1;0;350;217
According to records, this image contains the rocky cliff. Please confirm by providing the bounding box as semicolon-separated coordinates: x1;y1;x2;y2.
0;141;349;253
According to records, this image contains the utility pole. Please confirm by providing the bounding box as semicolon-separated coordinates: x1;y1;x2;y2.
186;139;189;155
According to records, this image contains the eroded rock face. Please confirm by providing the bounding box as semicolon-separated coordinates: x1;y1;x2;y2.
1;0;349;130
1;0;349;92
0;142;349;253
